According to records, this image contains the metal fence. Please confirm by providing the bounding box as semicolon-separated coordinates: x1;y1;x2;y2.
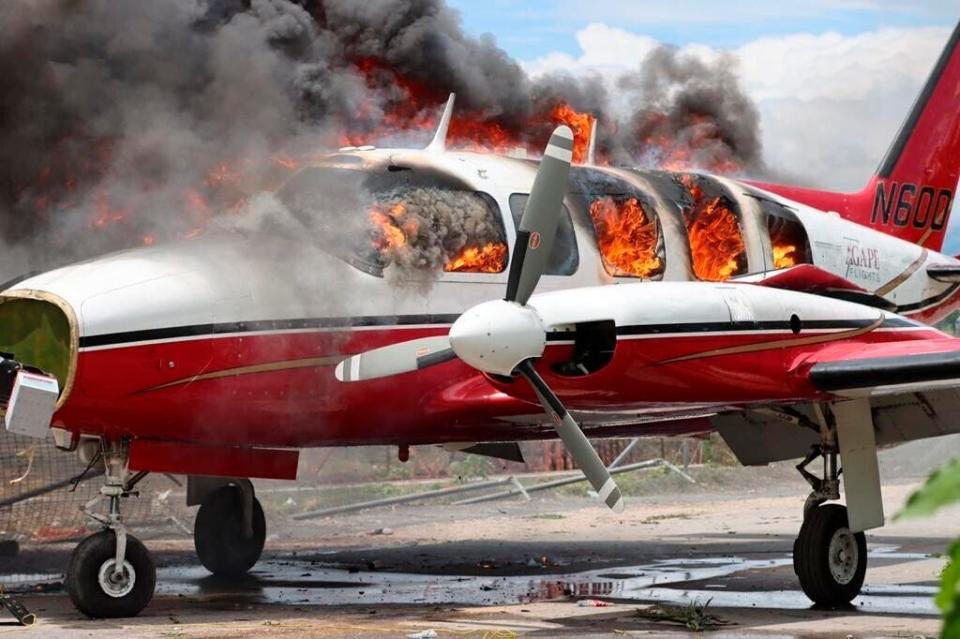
0;432;190;543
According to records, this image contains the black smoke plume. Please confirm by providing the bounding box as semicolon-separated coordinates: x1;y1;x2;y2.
0;0;764;277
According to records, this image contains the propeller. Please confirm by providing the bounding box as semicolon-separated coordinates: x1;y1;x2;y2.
335;126;624;513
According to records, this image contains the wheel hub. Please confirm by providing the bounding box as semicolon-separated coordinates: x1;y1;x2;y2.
97;558;136;598
827;527;858;584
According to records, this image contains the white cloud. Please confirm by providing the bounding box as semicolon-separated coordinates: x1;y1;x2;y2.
522;23;660;77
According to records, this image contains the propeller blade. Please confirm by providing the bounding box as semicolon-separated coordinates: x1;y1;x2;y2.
516;360;624;512
505;126;574;305
335;335;455;382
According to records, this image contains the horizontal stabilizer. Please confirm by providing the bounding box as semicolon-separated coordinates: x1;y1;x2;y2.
737;264;896;311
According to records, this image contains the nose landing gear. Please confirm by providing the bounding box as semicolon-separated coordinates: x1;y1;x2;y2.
67;441;155;618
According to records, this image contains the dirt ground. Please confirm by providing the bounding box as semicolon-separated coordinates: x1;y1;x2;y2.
1;449;957;639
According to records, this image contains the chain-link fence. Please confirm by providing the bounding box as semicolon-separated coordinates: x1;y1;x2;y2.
0;431;192;590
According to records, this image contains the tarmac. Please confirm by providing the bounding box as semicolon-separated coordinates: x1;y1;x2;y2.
1;458;955;638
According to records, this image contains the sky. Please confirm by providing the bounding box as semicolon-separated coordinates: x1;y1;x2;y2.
446;0;960;252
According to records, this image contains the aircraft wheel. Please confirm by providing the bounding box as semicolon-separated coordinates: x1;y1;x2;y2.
194;485;265;577
67;530;155;618
793;503;866;606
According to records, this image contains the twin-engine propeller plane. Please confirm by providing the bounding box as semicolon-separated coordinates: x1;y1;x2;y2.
0;21;959;618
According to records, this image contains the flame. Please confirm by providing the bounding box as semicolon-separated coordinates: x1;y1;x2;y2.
368;204;409;253
678;175;745;281
588;196;663;278
345;57;596;163
445;242;508;272
367;200;506;273
91;191;127;229
773;244;797;269
550;104;594;164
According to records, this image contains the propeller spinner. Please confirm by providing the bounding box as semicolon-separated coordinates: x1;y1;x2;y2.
335;126;624;513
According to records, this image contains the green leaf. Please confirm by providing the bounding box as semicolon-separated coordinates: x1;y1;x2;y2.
939;542;960;639
938;542;960;613
898;457;960;520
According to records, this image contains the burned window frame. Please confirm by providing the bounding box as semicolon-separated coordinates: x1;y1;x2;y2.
507;193;580;276
275;163;510;277
674;173;749;282
569;169;667;281
757;196;812;271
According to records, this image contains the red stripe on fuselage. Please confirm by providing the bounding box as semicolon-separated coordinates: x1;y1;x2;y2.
52;325;937;446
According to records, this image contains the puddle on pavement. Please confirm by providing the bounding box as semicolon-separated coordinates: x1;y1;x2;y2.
154;549;939;615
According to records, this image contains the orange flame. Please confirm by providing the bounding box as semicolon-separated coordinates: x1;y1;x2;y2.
773;244;798;269
550;104;594;164
686;198;745;281
344;58;597;163
588;196;663;278
445;242;508;272
679;175;745;281
368;200;506;273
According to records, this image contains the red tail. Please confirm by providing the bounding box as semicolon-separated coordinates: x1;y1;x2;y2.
752;22;960;251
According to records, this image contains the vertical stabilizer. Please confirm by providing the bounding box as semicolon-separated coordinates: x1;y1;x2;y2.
747;22;960;251
426;93;456;152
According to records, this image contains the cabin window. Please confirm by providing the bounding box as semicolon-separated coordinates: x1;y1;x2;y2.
276;165;508;275
368;189;508;274
570;169;665;279
587;195;664;278
508;194;579;275
765;205;811;269
676;174;747;281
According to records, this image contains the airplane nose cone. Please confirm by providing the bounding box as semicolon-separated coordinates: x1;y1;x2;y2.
449;300;546;376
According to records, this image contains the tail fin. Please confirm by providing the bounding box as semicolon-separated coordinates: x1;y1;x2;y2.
751;22;960;251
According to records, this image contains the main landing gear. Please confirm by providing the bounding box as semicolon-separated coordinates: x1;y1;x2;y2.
66;445;269;618
193;481;266;577
792;412;867;606
67;442;155;618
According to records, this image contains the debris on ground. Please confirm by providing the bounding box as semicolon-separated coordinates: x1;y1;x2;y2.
407;630;438;639
578;599;610;607
634;599;732;631
0;587;35;626
370;527;394;536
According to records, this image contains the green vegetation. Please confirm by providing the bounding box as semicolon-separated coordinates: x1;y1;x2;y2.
899;457;960;638
635;598;731;631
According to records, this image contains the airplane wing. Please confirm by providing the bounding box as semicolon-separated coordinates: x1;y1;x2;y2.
716;336;960;466
797;336;960;396
736;264;895;310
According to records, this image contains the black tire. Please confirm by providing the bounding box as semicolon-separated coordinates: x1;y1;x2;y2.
67;530;155;618
793;503;867;606
194;485;266;577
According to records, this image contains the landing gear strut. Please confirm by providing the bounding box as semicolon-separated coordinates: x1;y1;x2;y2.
792;409;867;606
67;441;155;618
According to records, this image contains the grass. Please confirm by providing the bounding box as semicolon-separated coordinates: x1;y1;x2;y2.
635;599;731;631
640;512;694;524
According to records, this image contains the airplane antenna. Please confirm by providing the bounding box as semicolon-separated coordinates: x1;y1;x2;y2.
585;117;598;165
426;93;455;152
